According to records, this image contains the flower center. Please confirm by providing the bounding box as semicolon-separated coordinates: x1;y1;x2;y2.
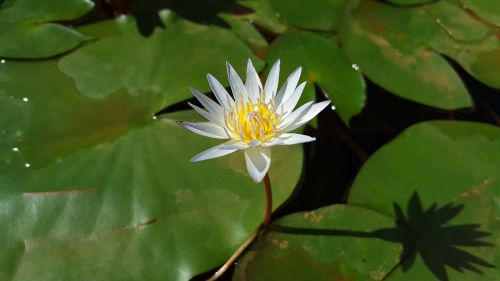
225;99;279;143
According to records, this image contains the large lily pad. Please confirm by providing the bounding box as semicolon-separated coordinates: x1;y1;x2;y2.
266;32;365;124
233;204;403;281
0;59;159;167
58;11;263;109
0;0;94;58
339;0;472;110
0;42;302;281
0;113;303;281
349;121;500;280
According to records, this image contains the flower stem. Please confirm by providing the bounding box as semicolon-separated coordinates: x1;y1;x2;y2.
207;173;273;281
262;173;272;227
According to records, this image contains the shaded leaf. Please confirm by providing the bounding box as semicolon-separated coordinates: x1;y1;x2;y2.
266;31;365;124
269;0;345;31
459;0;500;27
219;13;268;53
0;0;94;58
339;0;472;109
238;0;287;34
393;0;500;89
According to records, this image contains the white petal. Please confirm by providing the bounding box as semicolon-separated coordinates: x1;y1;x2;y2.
188;102;223;125
279;101;313;131
190;87;224;119
245;59;262;102
297;100;331;124
191;140;242;162
179;122;229;139
264;60;280;103
244;146;271;183
248;140;260;146
278;133;316;145
280;81;306;114
262;133;315;147
207;74;234;110
275;66;301;107
282;100;331;133
227;62;248;103
219;141;249;150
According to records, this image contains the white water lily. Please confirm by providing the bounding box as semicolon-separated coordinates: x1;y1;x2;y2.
180;59;331;183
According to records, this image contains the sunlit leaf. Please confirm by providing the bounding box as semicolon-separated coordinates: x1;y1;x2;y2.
233;204;402;281
0;28;302;281
58;11;263;108
349;121;500;280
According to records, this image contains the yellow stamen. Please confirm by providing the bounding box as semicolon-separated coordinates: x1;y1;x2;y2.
225;97;279;143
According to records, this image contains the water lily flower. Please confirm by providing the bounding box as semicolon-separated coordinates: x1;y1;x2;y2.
180;59;331;183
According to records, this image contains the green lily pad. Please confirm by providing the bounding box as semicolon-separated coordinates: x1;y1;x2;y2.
0;59;160;168
238;0;288;34
233;204;403;281
266;32;365;124
0;45;302;281
0;105;303;280
415;1;489;42
0;0;94;58
218;13;268;54
270;0;344;31
430;34;500;89
349;121;500;280
238;0;346;33
459;0;500;27
58;11;263;109
339;0;472;110
393;0;500;90
0;114;303;281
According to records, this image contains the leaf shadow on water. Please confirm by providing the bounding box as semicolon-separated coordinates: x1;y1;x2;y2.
271;192;495;281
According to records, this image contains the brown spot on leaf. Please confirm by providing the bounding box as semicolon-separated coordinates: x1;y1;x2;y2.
304;211;324;223
334;276;347;281
279;240;289;249
136;218;158;229
370;268;386;280
460;178;493;198
114;218;158;232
